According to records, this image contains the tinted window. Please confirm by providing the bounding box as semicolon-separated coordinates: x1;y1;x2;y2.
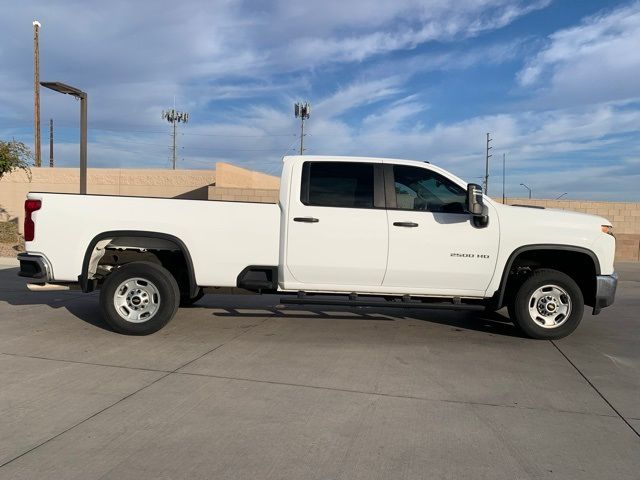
302;162;374;208
393;165;467;213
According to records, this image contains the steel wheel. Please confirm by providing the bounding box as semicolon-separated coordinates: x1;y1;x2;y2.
510;268;584;340
527;284;572;329
113;277;161;323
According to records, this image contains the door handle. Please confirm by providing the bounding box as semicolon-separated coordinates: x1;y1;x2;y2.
294;217;319;223
393;221;419;228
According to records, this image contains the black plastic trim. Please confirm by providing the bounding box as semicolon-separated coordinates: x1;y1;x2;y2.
79;230;198;295
280;296;484;311
494;244;601;308
17;253;49;280
236;265;278;292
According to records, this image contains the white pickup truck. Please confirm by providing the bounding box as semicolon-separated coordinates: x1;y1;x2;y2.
18;155;617;339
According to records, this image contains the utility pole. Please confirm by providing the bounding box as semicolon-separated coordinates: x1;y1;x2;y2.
484;132;492;194
33;20;42;167
294;102;311;155
162;108;189;169
502;153;506;204
49;118;54;167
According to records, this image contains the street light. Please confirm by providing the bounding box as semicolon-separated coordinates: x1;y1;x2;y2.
40;81;87;194
556;192;568;200
520;183;532;199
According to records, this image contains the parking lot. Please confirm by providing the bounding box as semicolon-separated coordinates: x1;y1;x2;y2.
0;259;638;479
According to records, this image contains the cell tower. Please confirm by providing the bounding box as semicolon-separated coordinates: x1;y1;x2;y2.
294;102;311;155
162;108;189;170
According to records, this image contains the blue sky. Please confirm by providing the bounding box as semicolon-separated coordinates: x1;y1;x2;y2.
1;0;639;200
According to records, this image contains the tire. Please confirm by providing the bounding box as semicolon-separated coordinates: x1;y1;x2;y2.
510;268;584;340
180;287;204;308
99;261;180;335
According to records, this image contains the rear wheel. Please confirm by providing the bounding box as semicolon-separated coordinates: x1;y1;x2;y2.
509;268;584;339
100;261;179;335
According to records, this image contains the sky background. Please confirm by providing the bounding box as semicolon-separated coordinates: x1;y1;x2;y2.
1;0;639;200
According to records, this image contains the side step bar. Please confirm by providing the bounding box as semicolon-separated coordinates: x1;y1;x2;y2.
27;282;80;292
280;296;484;311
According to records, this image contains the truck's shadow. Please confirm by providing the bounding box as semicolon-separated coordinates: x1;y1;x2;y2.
0;267;522;337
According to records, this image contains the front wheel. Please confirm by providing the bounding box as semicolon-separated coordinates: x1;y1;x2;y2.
99;261;180;335
180;287;204;308
510;268;584;340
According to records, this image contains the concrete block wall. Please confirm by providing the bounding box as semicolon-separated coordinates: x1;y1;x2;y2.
208;186;279;203
504;198;640;262
209;162;280;203
1;168;215;233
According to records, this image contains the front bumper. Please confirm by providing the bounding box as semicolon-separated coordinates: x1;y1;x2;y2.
593;272;618;315
17;253;51;281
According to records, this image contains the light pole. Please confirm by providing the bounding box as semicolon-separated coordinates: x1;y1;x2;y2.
294;102;311;155
556;192;568;200
502;153;506;204
40;81;87;194
33;21;42;167
520;183;532;199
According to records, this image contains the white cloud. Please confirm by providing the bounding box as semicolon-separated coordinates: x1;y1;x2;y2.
517;2;640;105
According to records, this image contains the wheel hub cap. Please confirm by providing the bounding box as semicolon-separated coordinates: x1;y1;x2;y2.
528;285;572;329
113;278;160;323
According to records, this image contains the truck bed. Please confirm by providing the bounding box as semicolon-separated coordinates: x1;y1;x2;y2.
25;192;280;286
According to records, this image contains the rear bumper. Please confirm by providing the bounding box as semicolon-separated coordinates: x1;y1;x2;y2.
593;272;618;315
17;253;51;281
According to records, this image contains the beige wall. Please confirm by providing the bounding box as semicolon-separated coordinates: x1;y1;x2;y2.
214;162;280;190
502;198;640;262
1;167;215;231
2;165;638;262
208;162;280;203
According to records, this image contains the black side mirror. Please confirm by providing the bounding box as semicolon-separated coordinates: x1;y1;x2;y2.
467;183;489;228
466;183;484;215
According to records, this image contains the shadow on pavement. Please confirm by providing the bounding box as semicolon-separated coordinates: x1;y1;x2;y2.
0;266;523;338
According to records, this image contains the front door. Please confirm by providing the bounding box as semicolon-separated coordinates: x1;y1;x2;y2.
383;163;499;295
285;160;388;287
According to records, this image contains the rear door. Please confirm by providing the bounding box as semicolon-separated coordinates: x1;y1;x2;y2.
383;162;499;295
285;160;388;287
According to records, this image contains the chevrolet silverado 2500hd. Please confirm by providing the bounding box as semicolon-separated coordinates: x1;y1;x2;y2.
18;156;617;339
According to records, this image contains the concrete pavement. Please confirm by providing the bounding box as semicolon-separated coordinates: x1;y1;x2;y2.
0;261;638;479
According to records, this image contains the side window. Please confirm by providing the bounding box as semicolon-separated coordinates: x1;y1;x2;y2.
393;165;467;213
301;162;375;208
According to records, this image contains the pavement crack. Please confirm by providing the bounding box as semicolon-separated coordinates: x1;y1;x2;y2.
550;340;640;439
175;370;619;420
0;314;273;470
0;352;170;374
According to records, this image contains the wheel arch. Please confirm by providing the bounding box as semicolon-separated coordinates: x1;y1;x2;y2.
494;244;600;309
80;230;198;296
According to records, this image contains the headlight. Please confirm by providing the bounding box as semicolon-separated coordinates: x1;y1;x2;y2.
601;225;614;236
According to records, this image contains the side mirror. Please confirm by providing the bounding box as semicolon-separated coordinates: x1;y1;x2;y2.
466;183;484;215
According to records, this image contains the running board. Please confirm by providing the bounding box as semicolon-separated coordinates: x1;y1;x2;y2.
27;282;80;292
279;296;484;311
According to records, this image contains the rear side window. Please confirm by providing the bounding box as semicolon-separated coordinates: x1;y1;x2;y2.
301;162;374;208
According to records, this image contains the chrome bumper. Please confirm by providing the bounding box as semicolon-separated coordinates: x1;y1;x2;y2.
17;253;51;281
593;272;618;315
